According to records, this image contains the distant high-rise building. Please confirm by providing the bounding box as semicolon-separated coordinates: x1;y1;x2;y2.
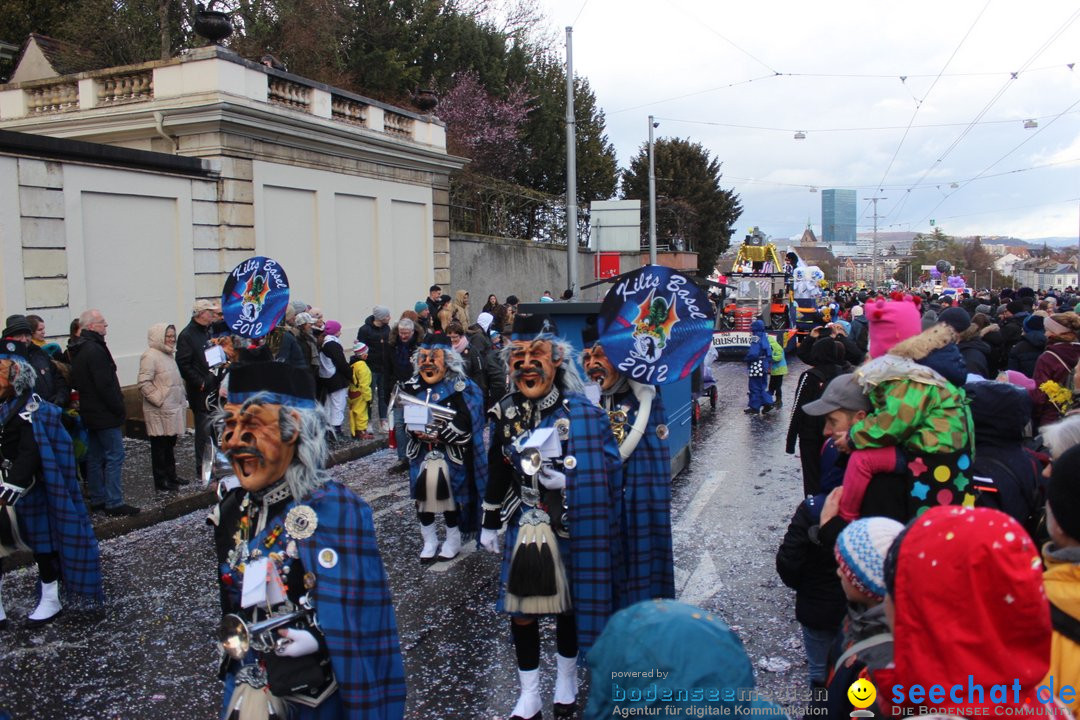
822;189;857;247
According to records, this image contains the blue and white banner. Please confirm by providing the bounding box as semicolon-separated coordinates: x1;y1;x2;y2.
598;266;714;385
221;256;290;339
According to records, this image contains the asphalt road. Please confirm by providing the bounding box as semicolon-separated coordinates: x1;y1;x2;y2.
0;361;808;720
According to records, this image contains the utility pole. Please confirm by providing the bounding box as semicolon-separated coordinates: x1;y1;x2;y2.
648;116;658;266
868;197;887;289
564;26;578;296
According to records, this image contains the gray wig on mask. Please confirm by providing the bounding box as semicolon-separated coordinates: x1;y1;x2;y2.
214;392;330;501
411;344;466;381
499;335;585;396
4;357;37;399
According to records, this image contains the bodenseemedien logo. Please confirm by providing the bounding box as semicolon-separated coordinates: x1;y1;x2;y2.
848;678;876;718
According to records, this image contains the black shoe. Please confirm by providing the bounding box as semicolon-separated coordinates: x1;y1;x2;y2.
0;618;8;631
510;714;542;720
104;504;140;517
743;407;756;414
172;477;191;486
554;701;576;718
154;481;179;492
89;503;106;513
388;461;409;475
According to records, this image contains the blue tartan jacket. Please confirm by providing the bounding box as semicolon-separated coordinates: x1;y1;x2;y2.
297;481;406;720
608;388;674;608
403;373;488;538
5;394;103;603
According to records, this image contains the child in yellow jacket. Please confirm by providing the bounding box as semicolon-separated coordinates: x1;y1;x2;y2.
348;341;373;439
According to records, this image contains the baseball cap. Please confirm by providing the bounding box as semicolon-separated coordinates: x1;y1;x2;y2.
802;373;870;416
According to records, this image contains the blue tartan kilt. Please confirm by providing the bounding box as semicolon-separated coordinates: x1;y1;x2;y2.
495;517;572;616
16;481;55;554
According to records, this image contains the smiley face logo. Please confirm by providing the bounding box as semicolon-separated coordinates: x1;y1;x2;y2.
848;678;876;709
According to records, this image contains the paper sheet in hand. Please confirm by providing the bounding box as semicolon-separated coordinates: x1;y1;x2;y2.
205;345;227;368
403;405;430;431
523;427;562;459
241;557;269;608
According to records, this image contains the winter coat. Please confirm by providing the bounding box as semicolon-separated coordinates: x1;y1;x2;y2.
796;331;865;367
383;328;419;390
775;498;847;631
347;356;372;434
958;335;992;379
448;289;470;327
1008;329;1046;379
24;342;68;407
137;323;187;437
1043;543;1080;718
848;315;870;353
979;323;1006;376
966;381;1043;531
1033;341;1080;429
871;507;1050;718
850;324;972;456
785;342;848;454
767;335;788;376
68;330;126;430
469;328;507;406
825;603;893;719
175;317;216;408
269;325;307;371
317;335;351;394
355;316;390;375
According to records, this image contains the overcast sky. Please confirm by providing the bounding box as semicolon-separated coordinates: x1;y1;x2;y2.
539;0;1080;243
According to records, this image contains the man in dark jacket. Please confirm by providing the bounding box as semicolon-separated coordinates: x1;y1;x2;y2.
356;305;392;430
2;314;68;406
176;299;221;482
1007;313;1046;378
425;285;443;332
69;309;139;516
785;338;850;496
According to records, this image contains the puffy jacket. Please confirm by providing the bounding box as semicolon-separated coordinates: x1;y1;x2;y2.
1043;545;1080;718
138;323;187;437
958;336;992;378
69;330;126;429
317;335;351;393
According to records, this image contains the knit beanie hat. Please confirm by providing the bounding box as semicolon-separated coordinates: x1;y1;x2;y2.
352;341;369;356
1023;314;1044;333
324;320;342;336
835;517;906;601
1048;445;1080;543
976;303;992;316
851;305;864;318
414;301;428;314
938;307;971;334
867;297;921;358
373;305;391;321
1006;301;1026;315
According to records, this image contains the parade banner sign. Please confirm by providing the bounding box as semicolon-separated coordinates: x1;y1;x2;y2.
221;256;290;339
598;265;715;385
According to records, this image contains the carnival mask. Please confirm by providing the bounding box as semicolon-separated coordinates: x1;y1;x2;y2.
417;347;448;384
510;339;561;400
582;343;619;392
220;402;298;492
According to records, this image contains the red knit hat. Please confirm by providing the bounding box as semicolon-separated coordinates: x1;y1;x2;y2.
867;295;922;358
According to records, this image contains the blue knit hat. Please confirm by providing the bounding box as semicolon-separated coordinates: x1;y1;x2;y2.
835;517;905;601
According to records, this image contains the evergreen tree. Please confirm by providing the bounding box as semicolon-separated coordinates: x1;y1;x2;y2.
621;137;742;275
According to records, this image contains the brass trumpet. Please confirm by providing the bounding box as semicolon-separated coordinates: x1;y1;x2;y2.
389;386;457;435
218;610;306;660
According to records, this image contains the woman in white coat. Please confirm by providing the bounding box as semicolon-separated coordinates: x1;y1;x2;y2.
138;323;188;491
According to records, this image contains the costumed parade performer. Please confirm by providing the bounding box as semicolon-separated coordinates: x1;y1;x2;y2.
744;319;774;414
208;257;405;720
394;332;487;562
0;339;103;626
480;314;621;720
580;322;674;606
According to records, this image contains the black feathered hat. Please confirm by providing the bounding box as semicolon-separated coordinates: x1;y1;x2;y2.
227;359;317;409
511;314;558;341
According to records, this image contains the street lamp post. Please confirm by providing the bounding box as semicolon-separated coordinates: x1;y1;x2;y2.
648;116;658;266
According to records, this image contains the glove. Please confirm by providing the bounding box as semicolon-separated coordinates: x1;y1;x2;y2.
275;628;320;658
538;466;566;491
480;528;500;554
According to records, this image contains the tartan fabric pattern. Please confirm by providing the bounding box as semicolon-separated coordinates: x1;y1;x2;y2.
492;391;623;657
612;389;675;608
403;375;488;538
20;397;103;603
296;481;407;720
850;377;971;455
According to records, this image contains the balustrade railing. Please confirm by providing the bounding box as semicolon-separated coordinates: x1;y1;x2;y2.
27;83;78;114
268;77;311;110
97;71;153;105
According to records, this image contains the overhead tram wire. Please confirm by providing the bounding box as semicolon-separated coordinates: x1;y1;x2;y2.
875;0;991;198
571;0;591;27
910;96;1080;229
654;111;1080;135
667;0;779;76
886;6;1080;225
609;74;779;115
